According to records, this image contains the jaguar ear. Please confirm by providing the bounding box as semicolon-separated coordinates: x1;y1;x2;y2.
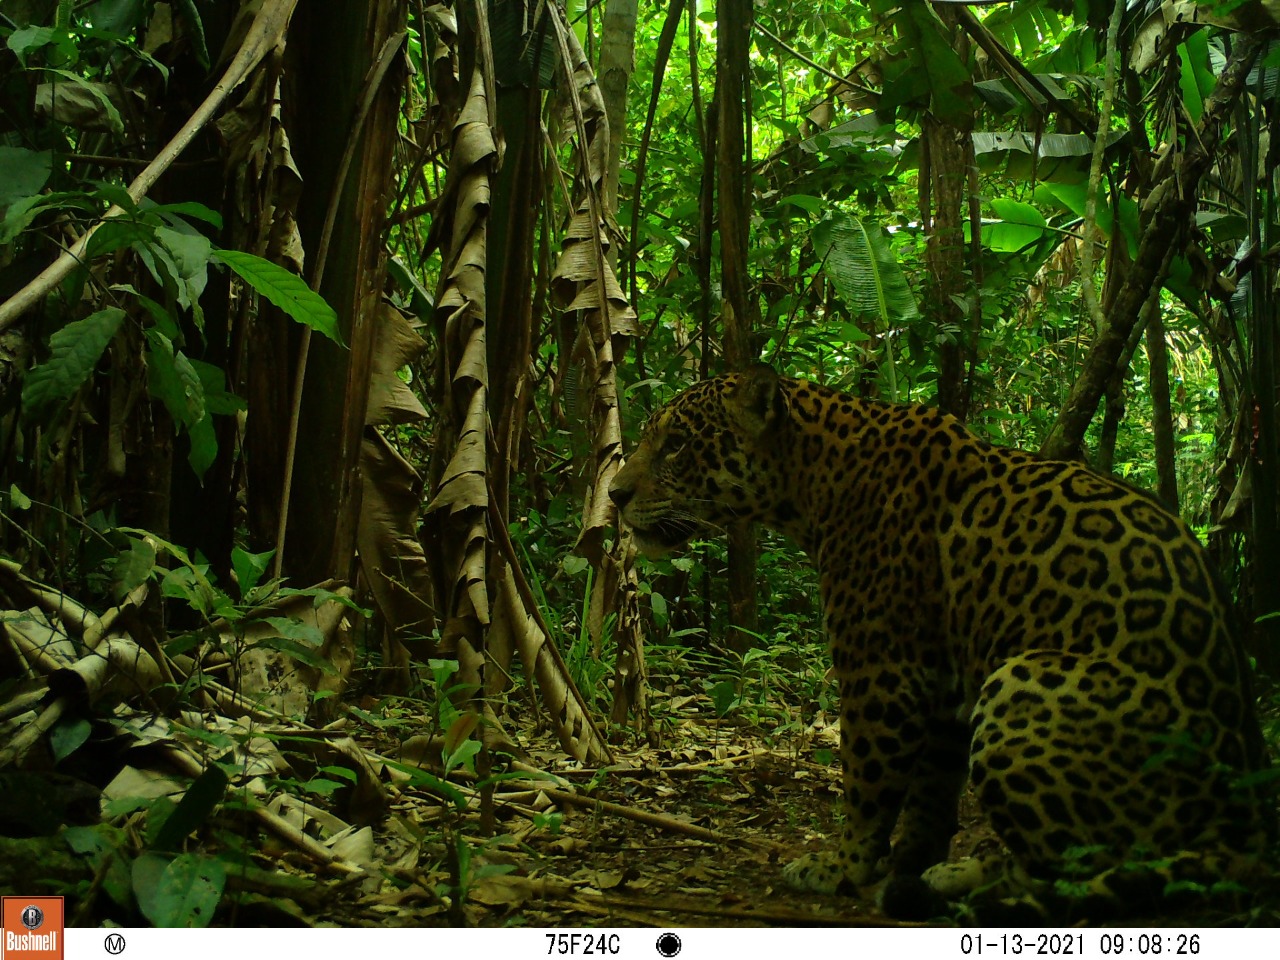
726;364;786;438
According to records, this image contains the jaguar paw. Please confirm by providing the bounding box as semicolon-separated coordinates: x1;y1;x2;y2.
781;852;864;895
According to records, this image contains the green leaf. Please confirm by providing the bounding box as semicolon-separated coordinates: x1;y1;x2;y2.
133;851;225;927
444;738;482;776
892;4;972;122
153;201;223;229
110;284;180;338
189;359;245;415
83;0;148;36
7;26;57;64
63;825;133;908
813;211;919;327
9;484;31;511
212;249;344;345
22;308;127;416
231;547;273;597
145;330;206;428
50;716;92;761
263;616;325;647
172;0;210;69
134;225;211;322
778;194;824;215
0;147;53;209
111;537;157;599
301;777;345;797
151;765;228;852
87;219;157;261
0;191;100;244
709;679;739;718
157;563;236;621
985;198;1050;253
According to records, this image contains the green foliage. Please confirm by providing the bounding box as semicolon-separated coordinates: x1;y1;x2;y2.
21;308;126;414
212;249;344;346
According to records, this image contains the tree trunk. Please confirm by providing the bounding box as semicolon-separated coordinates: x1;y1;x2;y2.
1146;308;1179;510
274;0;405;585
1039;34;1262;461
716;0;756;650
598;0;638;216
920;8;973;418
1248;116;1280;677
488;74;542;517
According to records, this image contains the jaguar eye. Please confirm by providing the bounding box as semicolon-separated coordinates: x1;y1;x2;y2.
660;435;689;461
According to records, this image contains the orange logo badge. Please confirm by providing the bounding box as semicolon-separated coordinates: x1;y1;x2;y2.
2;897;64;960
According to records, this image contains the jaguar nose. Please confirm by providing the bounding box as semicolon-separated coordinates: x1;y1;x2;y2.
609;484;633;511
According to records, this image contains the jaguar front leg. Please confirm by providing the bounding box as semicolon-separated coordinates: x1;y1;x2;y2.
783;665;934;894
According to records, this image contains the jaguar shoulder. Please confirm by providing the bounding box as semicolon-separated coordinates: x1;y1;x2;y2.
609;367;1274;919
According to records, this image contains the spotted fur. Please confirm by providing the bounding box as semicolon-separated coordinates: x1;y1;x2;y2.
609;368;1272;917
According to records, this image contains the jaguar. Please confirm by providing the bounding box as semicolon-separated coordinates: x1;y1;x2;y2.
608;366;1273;918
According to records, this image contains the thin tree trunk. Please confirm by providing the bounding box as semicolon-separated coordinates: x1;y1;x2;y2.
1146;308;1179;509
716;0;756;650
921;7;972;418
1039;34;1263;461
1248;115;1280;677
921;112;969;416
598;0;638;216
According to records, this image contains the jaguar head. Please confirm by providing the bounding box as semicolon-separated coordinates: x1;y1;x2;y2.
608;367;793;557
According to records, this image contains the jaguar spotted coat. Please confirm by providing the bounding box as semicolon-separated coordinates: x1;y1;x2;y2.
608;367;1272;916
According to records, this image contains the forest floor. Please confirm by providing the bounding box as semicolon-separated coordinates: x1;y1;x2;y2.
256;676;1280;930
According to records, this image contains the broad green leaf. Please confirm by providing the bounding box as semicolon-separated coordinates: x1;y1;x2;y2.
130;224;208;327
144;330;206;428
110;284;180;339
111;537;157;598
892;3;972;122
212;249;343;345
50;716;92;761
985;199;1050;253
0;190;98;244
813;211;919;328
0;147;53;208
87;219;156;262
444;738;482;776
64;825;133;906
989;200;1047;225
151;765;228;852
156;563;236;621
21;308;126;415
90;179;136;211
83;0;148;35
185;415;217;482
189;359;245;416
9;484;31;510
263;616;325;647
709;679;739;717
153;201;223;229
778;194;824;215
7;26;57;63
1178;32;1213;125
301;777;345;797
231;547;274;597
172;0;210;69
133;851;225;928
